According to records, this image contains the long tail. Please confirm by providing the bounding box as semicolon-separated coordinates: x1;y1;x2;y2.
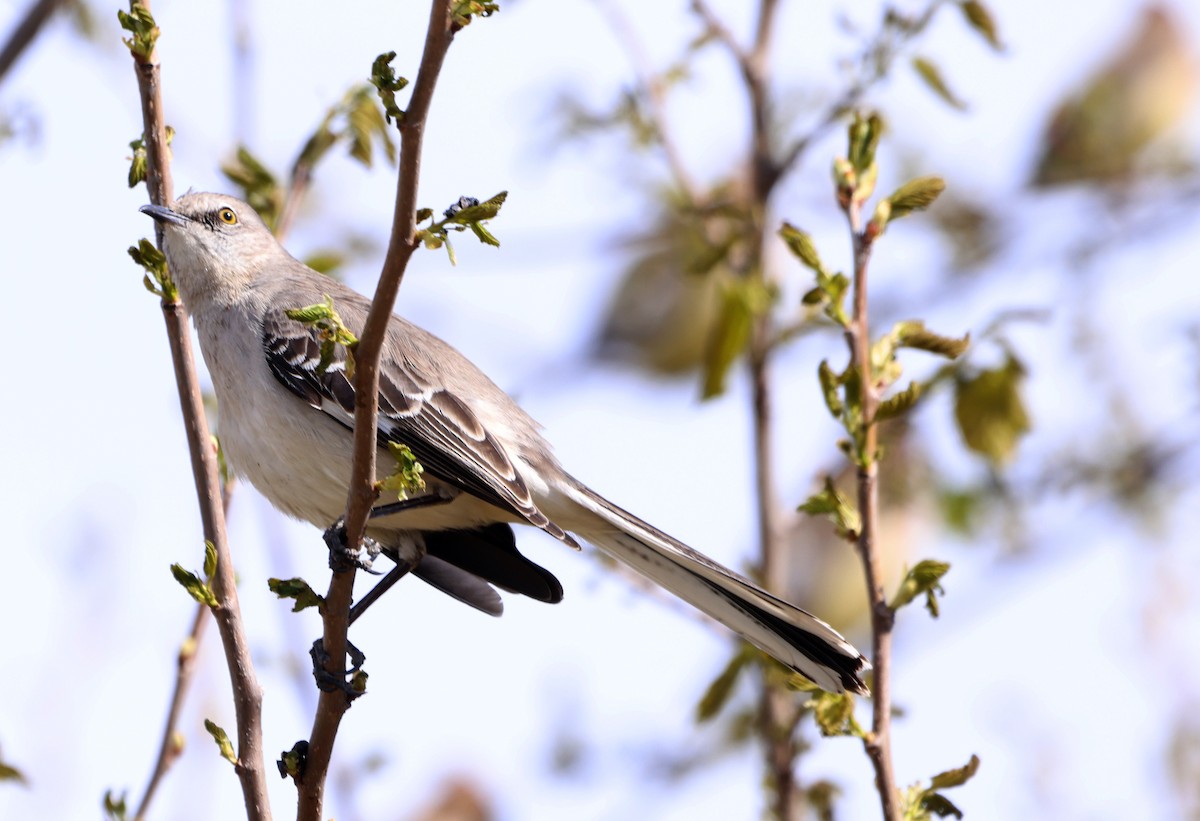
559;480;870;695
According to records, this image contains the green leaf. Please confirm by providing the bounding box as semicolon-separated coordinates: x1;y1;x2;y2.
779;222;826;274
818;360;844;419
890;559;951;617
203;719;237;765
378;442;426;500
920;793;964;819
267;577;324;612
912;57;967;110
443;191;507;224
798;477;861;541
102;790;128;820
805;691;863;737
805;780;841;821
286;295;358;375
893;319;969;358
877;381;923;420
451;0;500;27
959;1;1003;51
696;647;752;722
303;251;346;276
701;278;774;399
278;741;308;780
929;754;981;790
117;1;158;59
171;563;218;608
0;760;26;785
370;51;409;126
203;540;217;580
888;176;948;220
128;238;175;300
954;356;1030;464
221;146;282;229
127;137;147;188
846;111;883;173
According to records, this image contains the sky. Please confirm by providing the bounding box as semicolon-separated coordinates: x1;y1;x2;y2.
1;0;1199;819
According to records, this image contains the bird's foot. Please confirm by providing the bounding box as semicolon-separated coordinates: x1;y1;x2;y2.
322;517;383;574
309;638;368;699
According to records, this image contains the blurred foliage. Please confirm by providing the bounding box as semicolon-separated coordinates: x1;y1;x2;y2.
1032;5;1197;187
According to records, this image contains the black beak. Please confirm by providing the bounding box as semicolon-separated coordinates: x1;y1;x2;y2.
140;203;191;226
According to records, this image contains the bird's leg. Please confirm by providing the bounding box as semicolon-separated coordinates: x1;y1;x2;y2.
348;552;419;626
322;487;457;572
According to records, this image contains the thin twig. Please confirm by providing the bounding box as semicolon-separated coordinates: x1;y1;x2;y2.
844;199;900;821
0;0;64;83
133;601;207;821
128;5;270;817
593;0;701;202
296;2;457;817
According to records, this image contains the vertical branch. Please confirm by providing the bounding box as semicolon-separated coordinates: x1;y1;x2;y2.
296;2;456;818
844;202;900;821
126;4;270;817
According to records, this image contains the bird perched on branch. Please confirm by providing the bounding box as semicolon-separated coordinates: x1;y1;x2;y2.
142;192;870;694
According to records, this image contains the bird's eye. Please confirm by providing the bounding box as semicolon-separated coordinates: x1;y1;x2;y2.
218;208;238;225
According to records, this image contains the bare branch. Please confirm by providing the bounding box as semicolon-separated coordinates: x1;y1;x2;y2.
296;2;457;817
0;0;64;84
133;602;208;821
127;4;270;817
594;0;701;202
843;189;900;821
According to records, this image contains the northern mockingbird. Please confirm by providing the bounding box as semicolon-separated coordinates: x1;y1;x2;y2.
142;192;870;694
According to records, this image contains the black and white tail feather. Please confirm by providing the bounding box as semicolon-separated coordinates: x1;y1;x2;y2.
562;481;871;695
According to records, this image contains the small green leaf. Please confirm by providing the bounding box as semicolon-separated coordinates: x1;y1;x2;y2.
278;740;308;780
128;237;176;300
701;278;774;399
451;0;500;27
370;51;409;126
696;647;752;722
0;761;26;785
443;191;507;224
912;57;967;110
286;295;358;375
117;1;158;59
171;563;218;608
415;208;434;223
959;1;1002;50
805;691;863;737
929;754;981;790
954;356;1029;464
377;442;426;500
818;360;844;419
303;251;346;276
847;112;883;174
779;222;826;274
877;381;923;420
920;793;964;819
102;790;128;820
798;477;861;541
203;540;217;580
203;719;237;765
890;559;951;617
221;146;282;229
267;577;324;612
888;176;948;220
127;137;147;188
805;780;841;821
894;320;969;358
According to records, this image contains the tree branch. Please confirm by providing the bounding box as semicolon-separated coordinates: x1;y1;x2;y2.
296;2;456;817
844;196;900;821
594;0;701;202
127;5;269;817
0;0;64;84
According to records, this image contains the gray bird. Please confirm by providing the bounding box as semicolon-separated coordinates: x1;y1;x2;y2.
142;192;870;694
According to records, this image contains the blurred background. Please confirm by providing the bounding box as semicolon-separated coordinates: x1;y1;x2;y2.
1;0;1199;818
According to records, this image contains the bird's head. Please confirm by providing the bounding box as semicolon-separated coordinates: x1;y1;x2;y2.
141;192;281;311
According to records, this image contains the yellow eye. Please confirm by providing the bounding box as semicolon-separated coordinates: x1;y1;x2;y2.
218;208;238;225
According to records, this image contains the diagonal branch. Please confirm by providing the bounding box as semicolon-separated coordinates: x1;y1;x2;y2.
0;0;64;83
296;2;457;818
126;4;269;817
